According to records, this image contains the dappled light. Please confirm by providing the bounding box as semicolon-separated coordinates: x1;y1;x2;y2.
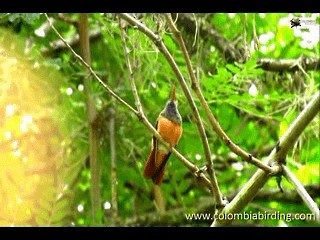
0;29;68;226
0;13;318;227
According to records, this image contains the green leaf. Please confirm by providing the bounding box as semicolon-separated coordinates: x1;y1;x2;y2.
226;64;241;74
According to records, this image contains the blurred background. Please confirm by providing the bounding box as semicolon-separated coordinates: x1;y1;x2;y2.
0;13;319;226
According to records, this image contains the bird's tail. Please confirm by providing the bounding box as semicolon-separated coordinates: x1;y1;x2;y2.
143;148;156;178
143;148;170;185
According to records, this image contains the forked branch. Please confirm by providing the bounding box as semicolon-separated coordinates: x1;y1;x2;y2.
118;13;224;207
45;13;214;193
165;13;278;176
212;91;319;226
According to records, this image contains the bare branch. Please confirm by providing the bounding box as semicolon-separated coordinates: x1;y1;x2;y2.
175;13;246;63
118;18;143;114
45;13;213;192
274;92;320;160
118;17;213;189
165;14;277;176
212;91;320;226
119;18;168;215
165;13;224;207
235;185;320;203
44;13;138;115
124;185;320;226
282;165;320;222
257;57;320;72
46;13;319;227
118;13;223;207
176;14;320;72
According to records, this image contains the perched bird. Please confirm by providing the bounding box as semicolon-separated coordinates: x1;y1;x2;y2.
143;86;182;185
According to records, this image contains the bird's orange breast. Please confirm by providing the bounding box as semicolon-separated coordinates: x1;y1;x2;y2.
157;114;182;146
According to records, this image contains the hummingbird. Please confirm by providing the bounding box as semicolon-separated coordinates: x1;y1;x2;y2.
143;85;183;185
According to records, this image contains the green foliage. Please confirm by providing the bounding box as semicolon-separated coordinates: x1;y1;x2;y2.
0;13;318;227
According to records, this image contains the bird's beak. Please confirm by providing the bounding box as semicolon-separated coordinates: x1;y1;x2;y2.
170;85;176;102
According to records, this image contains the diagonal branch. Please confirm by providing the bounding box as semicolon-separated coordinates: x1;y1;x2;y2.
175;13;245;63
282;165;320;222
212;91;320;226
118;18;143;114
45;13;213;192
119;18;167;215
175;14;319;73
44;14;138;115
118;13;224;207
272;91;320;160
165;14;277;176
117;16;213;190
124;184;320;226
165;13;224;207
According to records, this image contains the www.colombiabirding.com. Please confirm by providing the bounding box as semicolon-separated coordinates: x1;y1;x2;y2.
185;211;315;222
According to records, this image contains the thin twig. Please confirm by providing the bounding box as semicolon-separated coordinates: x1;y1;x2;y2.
44;13;138;115
118;16;212;189
118;13;224;207
282;165;320;222
175;13;244;63
119;18;168;214
45;13;213;190
165;13;277;176
165;13;224;207
212;91;320;226
118;18;143;113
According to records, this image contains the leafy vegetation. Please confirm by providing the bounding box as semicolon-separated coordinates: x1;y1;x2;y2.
0;13;319;226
